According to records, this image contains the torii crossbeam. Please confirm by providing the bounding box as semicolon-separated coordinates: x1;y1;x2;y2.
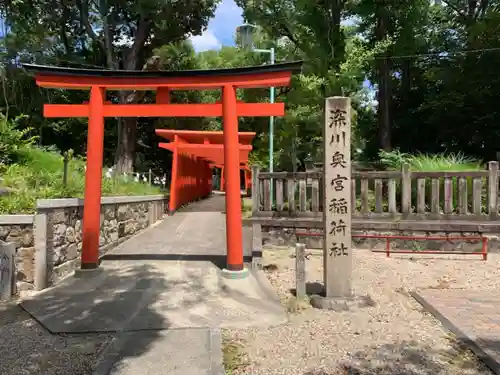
23;61;302;278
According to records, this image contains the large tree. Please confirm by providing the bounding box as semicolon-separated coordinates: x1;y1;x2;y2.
2;0;220;173
235;0;348;96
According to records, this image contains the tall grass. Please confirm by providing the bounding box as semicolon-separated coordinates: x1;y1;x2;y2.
0;146;163;214
378;150;484;213
379;149;483;171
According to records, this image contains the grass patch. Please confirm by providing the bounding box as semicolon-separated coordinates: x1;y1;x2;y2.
442;332;489;371
241;197;252;218
222;332;248;374
285;295;311;313
379;149;483;171
378;150;484;212
0;146;163;214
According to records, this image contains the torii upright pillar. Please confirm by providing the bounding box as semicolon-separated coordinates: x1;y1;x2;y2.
222;85;244;273
81;86;105;269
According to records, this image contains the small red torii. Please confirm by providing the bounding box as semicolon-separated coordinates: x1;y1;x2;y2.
23;61;302;278
156;129;255;211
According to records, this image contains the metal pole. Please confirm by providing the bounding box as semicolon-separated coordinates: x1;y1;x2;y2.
269;47;275;206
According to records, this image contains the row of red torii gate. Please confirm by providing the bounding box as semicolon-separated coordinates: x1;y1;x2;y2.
23;61;302;277
156;128;254;211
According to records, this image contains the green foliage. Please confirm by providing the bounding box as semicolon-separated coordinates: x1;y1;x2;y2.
378;149;484;213
3;0;500;182
379;149;483;172
0;114;38;167
0;145;162;214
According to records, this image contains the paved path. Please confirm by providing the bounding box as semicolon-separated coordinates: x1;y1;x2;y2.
102;193;252;266
413;289;500;375
20;194;285;375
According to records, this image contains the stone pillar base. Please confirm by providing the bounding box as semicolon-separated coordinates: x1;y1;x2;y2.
221;268;249;279
310;294;376;312
74;267;104;279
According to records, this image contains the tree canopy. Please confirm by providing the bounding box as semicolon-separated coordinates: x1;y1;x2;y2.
2;0;500;174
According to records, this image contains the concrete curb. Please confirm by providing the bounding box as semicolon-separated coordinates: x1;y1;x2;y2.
250;268;283;305
92;327;225;375
37;195;168;209
0;214;35;224
209;327;225;375
92;333;132;375
411;291;500;375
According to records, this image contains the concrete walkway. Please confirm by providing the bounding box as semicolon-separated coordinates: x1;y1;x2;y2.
20;194;286;375
413;289;500;375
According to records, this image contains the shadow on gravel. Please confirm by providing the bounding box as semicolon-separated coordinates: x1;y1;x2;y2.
0;262;216;375
302;338;494;375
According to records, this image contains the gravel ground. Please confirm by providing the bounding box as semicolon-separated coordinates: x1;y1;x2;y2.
0;302;114;375
227;248;498;375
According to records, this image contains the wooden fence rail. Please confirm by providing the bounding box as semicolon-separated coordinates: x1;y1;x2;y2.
251;161;500;222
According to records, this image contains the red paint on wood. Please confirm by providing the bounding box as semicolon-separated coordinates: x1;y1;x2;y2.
43;102;284;118
81;86;105;268
35;70;293;90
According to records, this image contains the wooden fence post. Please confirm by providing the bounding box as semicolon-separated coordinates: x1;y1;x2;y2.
488;161;498;219
251;165;260;216
401;163;411;217
148;169;152;185
62;152;69;187
295;242;306;299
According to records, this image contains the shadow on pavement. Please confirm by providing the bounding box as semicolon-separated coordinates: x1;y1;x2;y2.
101;253;253;270
16;262;219;374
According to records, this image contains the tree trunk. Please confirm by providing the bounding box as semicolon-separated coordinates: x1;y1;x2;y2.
114;117;137;174
376;5;392;152
113;56;160;174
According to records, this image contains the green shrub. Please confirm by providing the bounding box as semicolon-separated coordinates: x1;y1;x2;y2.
0;114;37;168
0;144;164;214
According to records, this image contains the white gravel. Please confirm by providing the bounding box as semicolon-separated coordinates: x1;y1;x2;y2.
228;248;498;375
0;302;114;375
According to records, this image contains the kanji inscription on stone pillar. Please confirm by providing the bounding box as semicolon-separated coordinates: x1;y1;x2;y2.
323;96;352;298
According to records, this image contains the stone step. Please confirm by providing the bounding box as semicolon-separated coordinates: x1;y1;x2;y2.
93;327;224;375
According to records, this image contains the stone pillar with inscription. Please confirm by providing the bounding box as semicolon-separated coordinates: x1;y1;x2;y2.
311;96;354;311
0;241;15;301
323;96;352;298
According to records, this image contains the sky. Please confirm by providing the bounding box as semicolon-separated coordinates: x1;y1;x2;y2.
190;0;243;52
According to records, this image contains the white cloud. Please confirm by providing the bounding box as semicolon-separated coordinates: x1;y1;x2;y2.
189;0;243;52
190;30;222;52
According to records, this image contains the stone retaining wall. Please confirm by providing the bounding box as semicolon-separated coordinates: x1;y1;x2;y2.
262;227;500;254
0;195;167;296
0;215;35;293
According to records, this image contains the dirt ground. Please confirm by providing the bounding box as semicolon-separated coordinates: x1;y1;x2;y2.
0;301;113;375
226;247;497;375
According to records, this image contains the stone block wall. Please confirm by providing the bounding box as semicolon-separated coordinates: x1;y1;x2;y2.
0;195;167;296
262;227;500;254
0;215;35;293
48;201;149;268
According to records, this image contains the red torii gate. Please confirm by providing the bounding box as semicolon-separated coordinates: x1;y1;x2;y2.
155;129;255;213
23;61;301;277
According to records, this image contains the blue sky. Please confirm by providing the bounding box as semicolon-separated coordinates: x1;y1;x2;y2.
190;0;243;52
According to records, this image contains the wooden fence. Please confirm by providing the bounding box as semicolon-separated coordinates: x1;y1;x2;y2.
251;162;500;228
